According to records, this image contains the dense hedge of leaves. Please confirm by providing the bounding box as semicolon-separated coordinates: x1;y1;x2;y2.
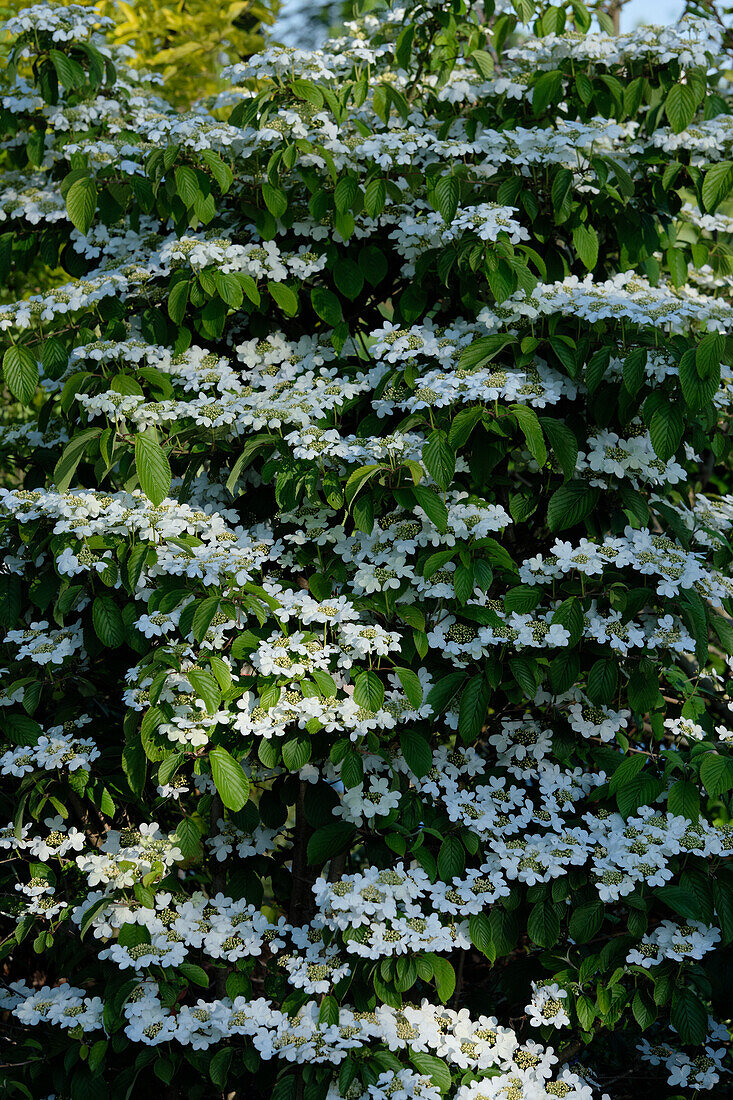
0;2;732;1099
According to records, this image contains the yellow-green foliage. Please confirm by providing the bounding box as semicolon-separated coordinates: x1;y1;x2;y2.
0;1;278;104
96;0;278;103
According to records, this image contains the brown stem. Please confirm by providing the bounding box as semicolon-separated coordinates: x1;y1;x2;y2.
328;850;347;882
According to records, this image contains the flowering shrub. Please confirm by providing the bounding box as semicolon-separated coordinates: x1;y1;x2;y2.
0;2;732;1099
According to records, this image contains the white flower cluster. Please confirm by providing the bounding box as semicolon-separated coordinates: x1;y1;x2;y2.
1;973;595;1100
626;920;721;968
4;619;84;666
507;16;723;72
2;3;113;43
638;1016;730;1090
0;717;99;777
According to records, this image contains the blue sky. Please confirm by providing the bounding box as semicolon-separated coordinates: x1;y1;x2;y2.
621;0;684;27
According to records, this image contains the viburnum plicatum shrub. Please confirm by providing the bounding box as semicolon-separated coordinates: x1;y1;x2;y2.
1;2;733;1098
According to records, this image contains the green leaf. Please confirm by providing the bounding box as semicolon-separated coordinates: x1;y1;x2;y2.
490;907;518;954
539;418;578;480
448;407;483;449
65;177;97;234
187;668;221;714
135;431;171;506
3;346;38;405
214;271;244;309
174;165;200;207
353;670;385;711
679;348;718;411
209;1047;231;1088
291;78;324;107
700;753;733;797
395;23;415;68
334;259;364;300
622;347;647;396
49;48;86;89
619;483;650;525
585;346;611;393
140;707;167;762
617;774;664;818
627;663;661;713
282;738;312;771
551;166;573;220
702;161;733;212
656;885;703;920
268;282;299;316
409;1052;451;1094
179;962;209;988
671;987;707;1045
632;990;657;1030
412;486;448;533
200;149;233;193
80;897;109;940
469;912;494;958
527;900;561;947
667;779;700;821
191;596;220;643
547;482;599;531
510;404;547;465
312;668;337;698
609;754;646;794
307;822;356;865
174;817;203;863
587;659;618;705
437;836;465;881
533;69;563;113
454;563;473;605
40;336;68;380
459;334;515;371
665;83;698;134
394;668;423;709
399;730;432;778
364;178;386;218
341;750;363;788
576;994;596;1032
505;586;541;613
696;333;725;379
311;286;342;326
713;875;733;943
458;675;491;743
568;901;604;943
551;596;584;646
262;181;287;218
649;402;684;462
422;430;455;490
434;175;459;223
470;48;494;79
209;746;249;811
427;672;467;716
168;279;189;323
318;994;339;1025
572;223;599;270
665;247;688;287
92;594;124;648
334;176;358;214
430;955;456;1003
